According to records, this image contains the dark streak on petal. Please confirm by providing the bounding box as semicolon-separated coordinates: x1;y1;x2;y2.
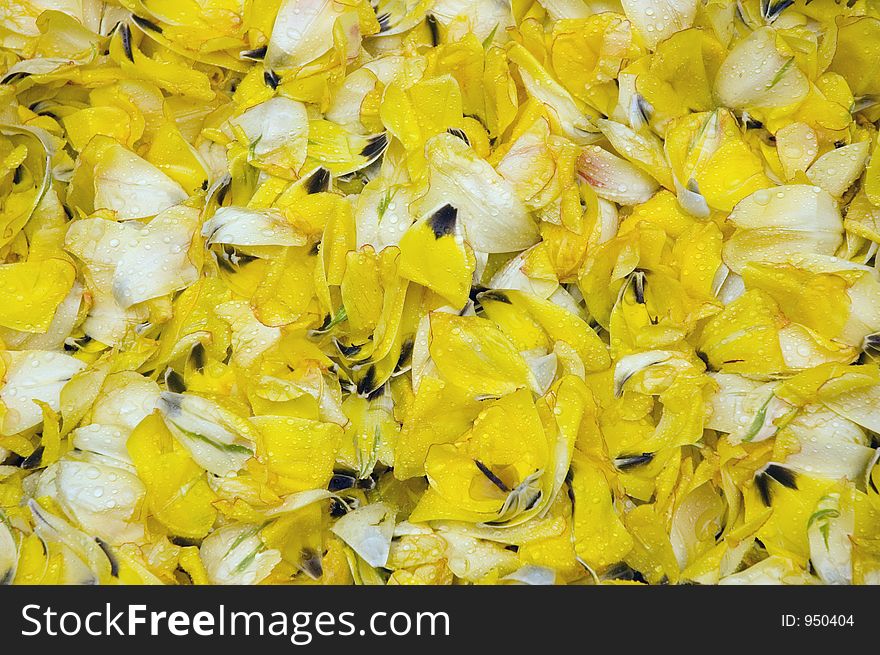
474;459;510;492
756;472;772;507
478;290;512;304
240;45;267;61
328;473;357;491
375;11;392;32
301;549;323;579
21;446;44;470
426;14;439;46
189;342;206;372
356;365;377;396
446;128;469;145
306;167;330;194
428;204;457;239
165;369;186;393
132;15;163;33
264;69;281;89
395;338;414;371
615;452;654;470
95;537;120;577
335;339;362;358
120;23;134;62
360;133;388;160
765;464;797;490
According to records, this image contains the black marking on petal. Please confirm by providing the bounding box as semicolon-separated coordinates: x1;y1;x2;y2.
765;464;798;490
744;116;763;129
763;0;794;21
12;166;22;184
474;459;510;492
834;140;847;149
264;69;281;89
395;338;414;371
165;369;186;393
335;339;362;358
240;45;267;61
631;270;646;304
216;251;236;273
0;71;30;84
160;392;183;415
173;565;194;585
524;491;541;511
329;498;348;517
306;167;330;194
478;290;512;305
470;285;488;302
604;562;646;582
309;241;321;256
219;245;257;268
301;549;323;579
21;445;44;470
756;473;772;507
360;133;388;160
132;15;163;33
356;365;377;396
189;342;206;372
615;453;654;470
120;23;134;62
447;128;469;145
95;537;119;577
375;11;392;32
328;473;357;492
216;178;231;206
426;14;439;46
170;535;201;547
695;350;712;370
634;94;652;124
366;382;386;401
428;204;457;239
200;179;208;190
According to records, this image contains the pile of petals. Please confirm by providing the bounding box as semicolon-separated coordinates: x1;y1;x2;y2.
1;0;880;585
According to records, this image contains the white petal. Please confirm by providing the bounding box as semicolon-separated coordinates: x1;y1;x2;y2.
719;556;816;585
807;492;853;585
55;456;145;545
783;409;874;481
621;0;696;50
714;27;809;110
0;350;86;435
331;502;395;568
200;524;281;585
112;205;200;308
215;300;281;368
158;392;255;476
228;97;309;171
578;145;659;205
807;142;871;198
202;206;305;247
93;142;187;220
824;384;880;433
420;133;538;253
0;517;16;584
